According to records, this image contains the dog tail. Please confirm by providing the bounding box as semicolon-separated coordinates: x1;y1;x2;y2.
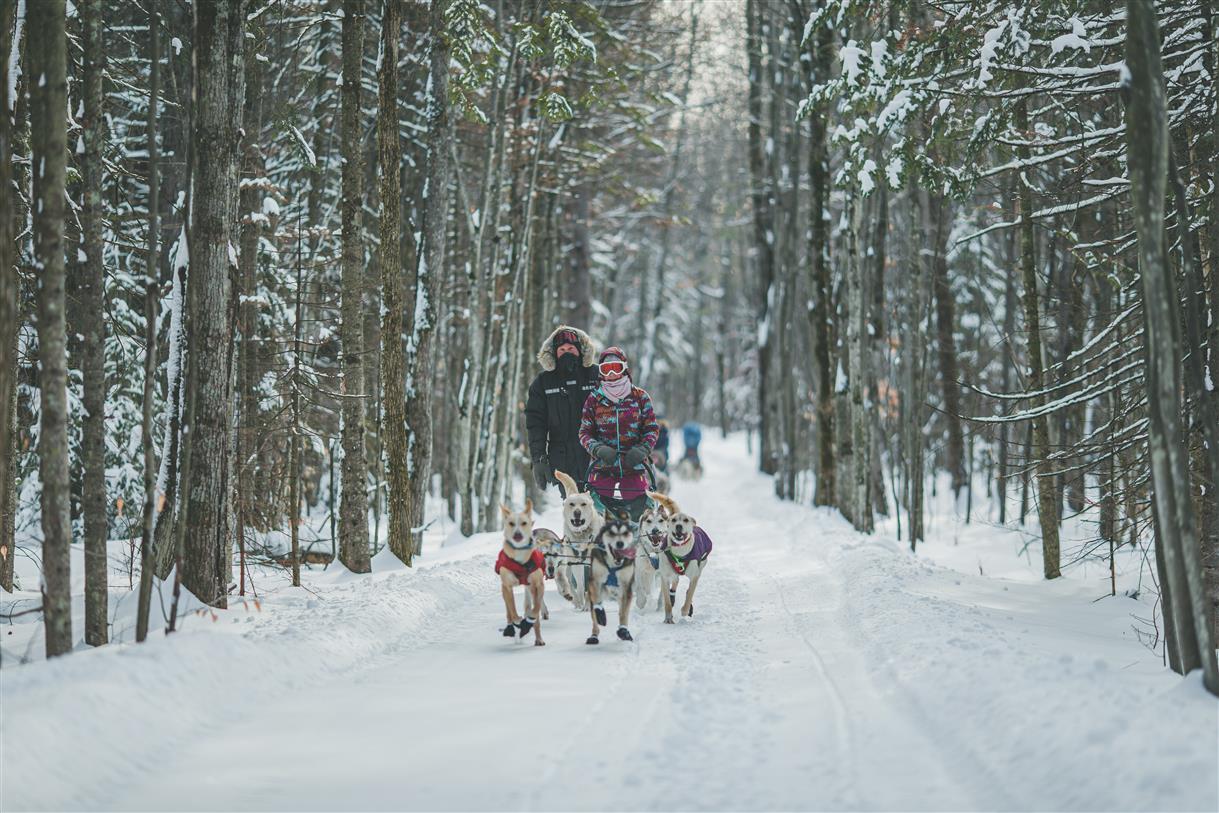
648;491;680;516
553;470;579;496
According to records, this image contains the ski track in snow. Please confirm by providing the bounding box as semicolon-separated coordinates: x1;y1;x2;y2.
2;435;1217;811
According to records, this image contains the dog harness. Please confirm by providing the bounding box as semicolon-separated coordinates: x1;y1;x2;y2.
603;547;635;588
665;527;712;576
495;549;545;581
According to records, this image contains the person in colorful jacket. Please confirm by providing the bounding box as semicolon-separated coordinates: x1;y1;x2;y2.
578;347;660;522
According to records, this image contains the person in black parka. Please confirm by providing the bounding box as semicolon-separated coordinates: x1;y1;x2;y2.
525;325;601;497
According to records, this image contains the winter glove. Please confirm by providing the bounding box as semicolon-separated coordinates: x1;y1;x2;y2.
593;444;618;464
532;458;551;491
623;445;649;468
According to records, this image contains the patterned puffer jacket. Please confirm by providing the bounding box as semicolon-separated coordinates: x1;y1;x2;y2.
578;386;660;479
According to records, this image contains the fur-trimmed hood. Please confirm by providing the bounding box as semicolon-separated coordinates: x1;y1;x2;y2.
536;325;598;371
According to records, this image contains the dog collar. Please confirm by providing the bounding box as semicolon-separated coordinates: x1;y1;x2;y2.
506;538;532;550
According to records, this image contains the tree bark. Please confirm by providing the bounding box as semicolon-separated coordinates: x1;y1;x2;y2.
931;194;966;496
136;5;160;643
236;17;266;589
0;0;17;592
379;0;411;563
29;0;72;656
1125;0;1219;693
846;187;872;532
80;0;109;646
339;0;371;572
401;0;450;553
746;0;776;475
805;7;835;506
180;0;246;608
1015;96;1061;580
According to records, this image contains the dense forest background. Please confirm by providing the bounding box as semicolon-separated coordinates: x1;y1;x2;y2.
1;0;1216;689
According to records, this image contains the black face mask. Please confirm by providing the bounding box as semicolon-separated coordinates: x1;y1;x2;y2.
557;353;580;373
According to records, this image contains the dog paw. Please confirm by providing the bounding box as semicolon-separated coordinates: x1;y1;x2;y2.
594;606;607;626
517;616;535;635
502;624;518;638
616;627;633;641
664;616;674;625
586;635;599;645
534;639;546;647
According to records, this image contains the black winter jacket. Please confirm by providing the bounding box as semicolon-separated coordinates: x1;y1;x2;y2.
524;325;600;486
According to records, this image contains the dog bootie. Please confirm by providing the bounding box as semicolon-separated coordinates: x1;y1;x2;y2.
594;605;607;626
517;616;535;636
586;634;599;645
502;624;517;638
616;626;633;641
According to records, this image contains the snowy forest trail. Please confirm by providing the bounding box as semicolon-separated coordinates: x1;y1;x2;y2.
4;435;1216;812
100;438;982;812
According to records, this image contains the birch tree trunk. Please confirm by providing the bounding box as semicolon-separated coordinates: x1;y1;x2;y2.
80;0;109;646
339;0;371;572
1015;96;1061;580
180;0;246;608
29;0;72;655
1124;0;1219;693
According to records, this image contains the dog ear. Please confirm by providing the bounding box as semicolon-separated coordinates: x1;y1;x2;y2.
524;497;533;515
500;503;511;519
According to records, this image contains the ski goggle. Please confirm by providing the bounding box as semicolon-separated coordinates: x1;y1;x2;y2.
598;360;627;377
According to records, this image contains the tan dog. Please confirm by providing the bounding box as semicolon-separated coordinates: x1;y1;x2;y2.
496;500;545;646
648;492;712;624
553;470;603;610
634;501;669;611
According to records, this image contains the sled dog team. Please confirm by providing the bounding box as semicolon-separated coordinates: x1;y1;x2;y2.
495;470;712;647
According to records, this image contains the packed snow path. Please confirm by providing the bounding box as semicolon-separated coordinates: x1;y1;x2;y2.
3;435;1215;811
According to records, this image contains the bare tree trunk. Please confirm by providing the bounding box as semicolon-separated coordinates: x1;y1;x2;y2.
1207;0;1219;642
1167;140;1219;657
746;0;776;475
135;5;160;643
846;188;872;533
401;0;451;551
996;215;1017;524
1015;96;1061;580
805;7;835;506
29;0;72;655
1125;0;1219;693
180;0;246;608
379;0;410;563
236;18;266;594
339;0;370;572
931;194;966;496
80;0;108;646
566;183;592;328
0;0;17;593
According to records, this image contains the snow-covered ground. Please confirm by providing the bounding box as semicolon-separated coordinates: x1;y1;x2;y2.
2;433;1216;811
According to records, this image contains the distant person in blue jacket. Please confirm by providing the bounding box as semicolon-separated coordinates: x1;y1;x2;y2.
682;422;702;471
